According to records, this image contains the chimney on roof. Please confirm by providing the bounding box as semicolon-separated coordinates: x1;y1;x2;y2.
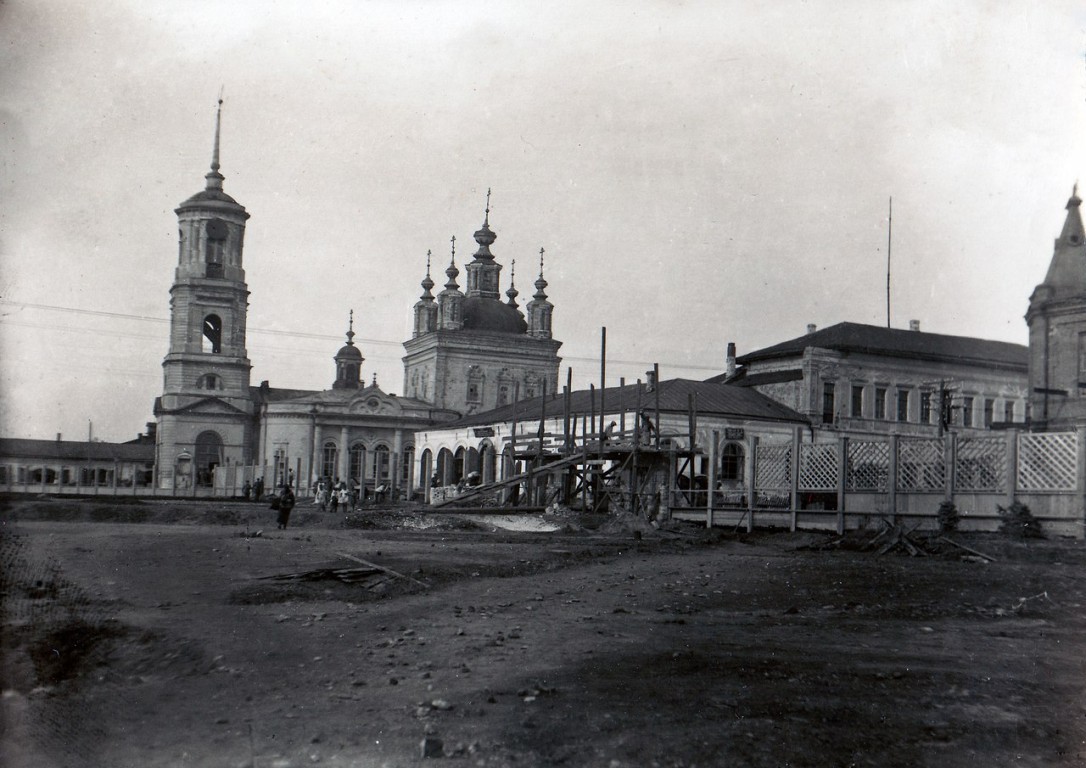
806;323;817;334
645;370;656;391
726;342;736;377
56;432;62;442
909;319;921;332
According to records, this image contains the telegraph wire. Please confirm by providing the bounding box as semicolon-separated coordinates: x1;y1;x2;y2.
0;298;724;373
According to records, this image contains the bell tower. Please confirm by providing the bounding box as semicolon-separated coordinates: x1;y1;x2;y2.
1027;185;1086;430
154;99;255;488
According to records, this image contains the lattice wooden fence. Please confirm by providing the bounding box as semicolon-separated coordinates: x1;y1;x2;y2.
846;439;890;492
955;436;1006;493
897;437;945;492
798;443;838;492
755;442;792;508
1017;433;1077;492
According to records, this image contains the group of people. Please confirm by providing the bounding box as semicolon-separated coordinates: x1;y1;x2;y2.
241;477;265;502
312;477;358;513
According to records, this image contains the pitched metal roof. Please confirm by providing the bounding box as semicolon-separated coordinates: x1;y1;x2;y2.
736;322;1027;371
0;438;155;462
435;378;808;430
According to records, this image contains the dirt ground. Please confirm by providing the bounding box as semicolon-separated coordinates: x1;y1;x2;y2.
2;496;1085;768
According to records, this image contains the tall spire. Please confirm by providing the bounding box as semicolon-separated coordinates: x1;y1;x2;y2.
205;93;225;192
345;309;356;346
506;258;519;307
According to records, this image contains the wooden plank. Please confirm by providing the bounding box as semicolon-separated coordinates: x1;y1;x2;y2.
337;552;430;588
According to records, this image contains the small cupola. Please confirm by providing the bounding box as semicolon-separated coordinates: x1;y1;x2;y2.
332;310;364;390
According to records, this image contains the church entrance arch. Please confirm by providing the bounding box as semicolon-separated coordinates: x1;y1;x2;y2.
194;431;223;487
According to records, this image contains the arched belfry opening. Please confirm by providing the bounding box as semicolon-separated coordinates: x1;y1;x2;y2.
206;218;228;277
202;314;222;353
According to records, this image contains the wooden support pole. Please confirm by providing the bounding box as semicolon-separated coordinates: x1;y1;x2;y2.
836;437;848;536
746;435;757;533
888;433;898;525
687;392;698;502
589;384;596;448
653;363;661;451
563;368;572;454
536;378;548;505
619;377;626;434
789;426;801;532
707;430;719;529
510;382;521;506
599;327;607;449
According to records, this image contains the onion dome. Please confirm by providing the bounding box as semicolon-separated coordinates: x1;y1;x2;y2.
505;259;519;308
332;310;363;389
472;187;497;258
461;298;528;333
444;236;460;290
420;250;435;298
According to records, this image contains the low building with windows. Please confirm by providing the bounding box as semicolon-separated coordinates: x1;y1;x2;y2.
0;436;155;493
714;322;1029;436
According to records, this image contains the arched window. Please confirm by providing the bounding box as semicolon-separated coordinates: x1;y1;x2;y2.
349;444;366;485
453;447;466;482
206;219;228;278
466;366;483;404
202;314;222;354
374;445;391;483
194;431;223;487
721;443;744;482
321;441;338;480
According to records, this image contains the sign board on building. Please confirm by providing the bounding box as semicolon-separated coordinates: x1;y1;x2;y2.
724;428;745;440
473;427;495;438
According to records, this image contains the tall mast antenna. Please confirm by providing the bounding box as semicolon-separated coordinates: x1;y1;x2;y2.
886;196;893;328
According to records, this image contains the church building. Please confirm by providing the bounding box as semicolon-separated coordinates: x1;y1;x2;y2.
153;106;561;495
402;193;562;415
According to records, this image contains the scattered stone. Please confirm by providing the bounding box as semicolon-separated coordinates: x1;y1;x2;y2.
431;699;453;710
420;736;444;758
389;677;399;685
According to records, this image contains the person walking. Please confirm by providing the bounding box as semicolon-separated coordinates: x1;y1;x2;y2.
329;479;340;514
276;484;296;529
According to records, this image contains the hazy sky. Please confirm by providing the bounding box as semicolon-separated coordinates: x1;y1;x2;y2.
2;1;1085;442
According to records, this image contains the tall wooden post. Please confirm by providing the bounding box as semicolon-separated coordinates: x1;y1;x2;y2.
599;327;607;446
888;433;899;525
653;363;661;451
746;434;757;533
836;437;848;535
1006;430;1018;506
707;430;719;529
789;426;801;532
619;377;626;435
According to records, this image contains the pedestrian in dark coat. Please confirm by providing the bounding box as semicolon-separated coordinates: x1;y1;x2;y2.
277;485;296;529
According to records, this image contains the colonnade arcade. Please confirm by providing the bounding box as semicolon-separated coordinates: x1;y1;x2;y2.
418;439;508;489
